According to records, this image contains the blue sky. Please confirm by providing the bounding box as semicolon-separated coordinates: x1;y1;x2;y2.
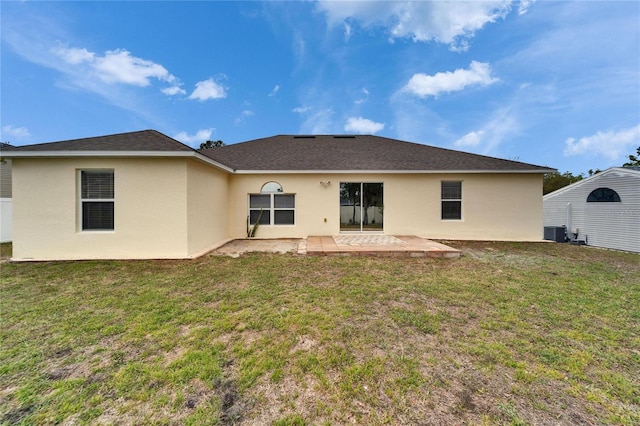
1;1;639;174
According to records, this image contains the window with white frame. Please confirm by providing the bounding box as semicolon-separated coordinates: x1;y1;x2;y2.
441;181;462;220
80;170;114;230
249;182;295;225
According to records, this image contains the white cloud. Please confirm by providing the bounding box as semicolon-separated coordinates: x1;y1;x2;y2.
269;85;280;97
173;128;215;146
404;61;498;98
518;0;535;15
1;125;31;140
563;125;640;161
54;46;94;64
3;16;177;123
453;109;519;154
354;87;369;104
52;45;186;98
317;1;513;51
188;78;227;101
344;23;352;41
293;30;306;61
53;47;178;87
389;93;445;143
161;85;187;96
454;130;485;147
234;110;255;125
93;49;175;86
344;117;385;134
292;106;311;114
299;108;335;134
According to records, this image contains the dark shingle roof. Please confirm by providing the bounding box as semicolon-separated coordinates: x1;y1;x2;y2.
0;142;16;151
11;130;194;152
201;134;552;172
5;131;553;173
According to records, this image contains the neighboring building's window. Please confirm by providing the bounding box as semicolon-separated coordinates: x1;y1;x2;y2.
249;182;295;225
587;187;621;202
80;170;114;230
441;181;462;220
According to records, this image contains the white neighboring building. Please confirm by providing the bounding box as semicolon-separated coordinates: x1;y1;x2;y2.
543;167;640;253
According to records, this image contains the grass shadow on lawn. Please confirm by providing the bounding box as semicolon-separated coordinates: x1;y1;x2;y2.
0;242;11;260
1;242;639;425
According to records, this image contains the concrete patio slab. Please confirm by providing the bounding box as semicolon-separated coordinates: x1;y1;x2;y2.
211;236;461;258
307;235;461;258
211;238;303;258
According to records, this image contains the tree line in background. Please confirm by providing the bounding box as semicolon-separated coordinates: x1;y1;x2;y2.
543;146;640;194
198;140;225;149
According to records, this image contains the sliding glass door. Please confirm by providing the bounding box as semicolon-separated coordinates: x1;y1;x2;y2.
339;182;383;232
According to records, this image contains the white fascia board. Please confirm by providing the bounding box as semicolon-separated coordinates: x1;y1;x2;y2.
234;169;555;175
1;150;234;173
2;150;197;158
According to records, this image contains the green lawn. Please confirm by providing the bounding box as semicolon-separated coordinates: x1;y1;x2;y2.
1;242;638;425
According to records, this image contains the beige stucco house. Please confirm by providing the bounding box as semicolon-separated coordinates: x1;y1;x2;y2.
0;130;554;261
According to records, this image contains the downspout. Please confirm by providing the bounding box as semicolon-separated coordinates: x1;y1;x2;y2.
566;202;572;241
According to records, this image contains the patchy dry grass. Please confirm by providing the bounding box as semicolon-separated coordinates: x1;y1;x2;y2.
0;243;11;260
1;241;639;425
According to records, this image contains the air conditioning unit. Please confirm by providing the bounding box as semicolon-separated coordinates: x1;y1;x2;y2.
544;226;566;243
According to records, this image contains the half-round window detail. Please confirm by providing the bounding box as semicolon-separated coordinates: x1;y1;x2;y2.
261;181;284;193
587;187;621;202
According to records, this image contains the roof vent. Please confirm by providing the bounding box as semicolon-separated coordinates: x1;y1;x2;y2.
334;135;356;139
293;135;316;139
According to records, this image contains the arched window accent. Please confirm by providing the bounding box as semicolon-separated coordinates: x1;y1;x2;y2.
587;188;621;202
261;181;283;193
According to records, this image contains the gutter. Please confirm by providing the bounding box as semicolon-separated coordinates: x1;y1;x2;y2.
231;168;557;175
